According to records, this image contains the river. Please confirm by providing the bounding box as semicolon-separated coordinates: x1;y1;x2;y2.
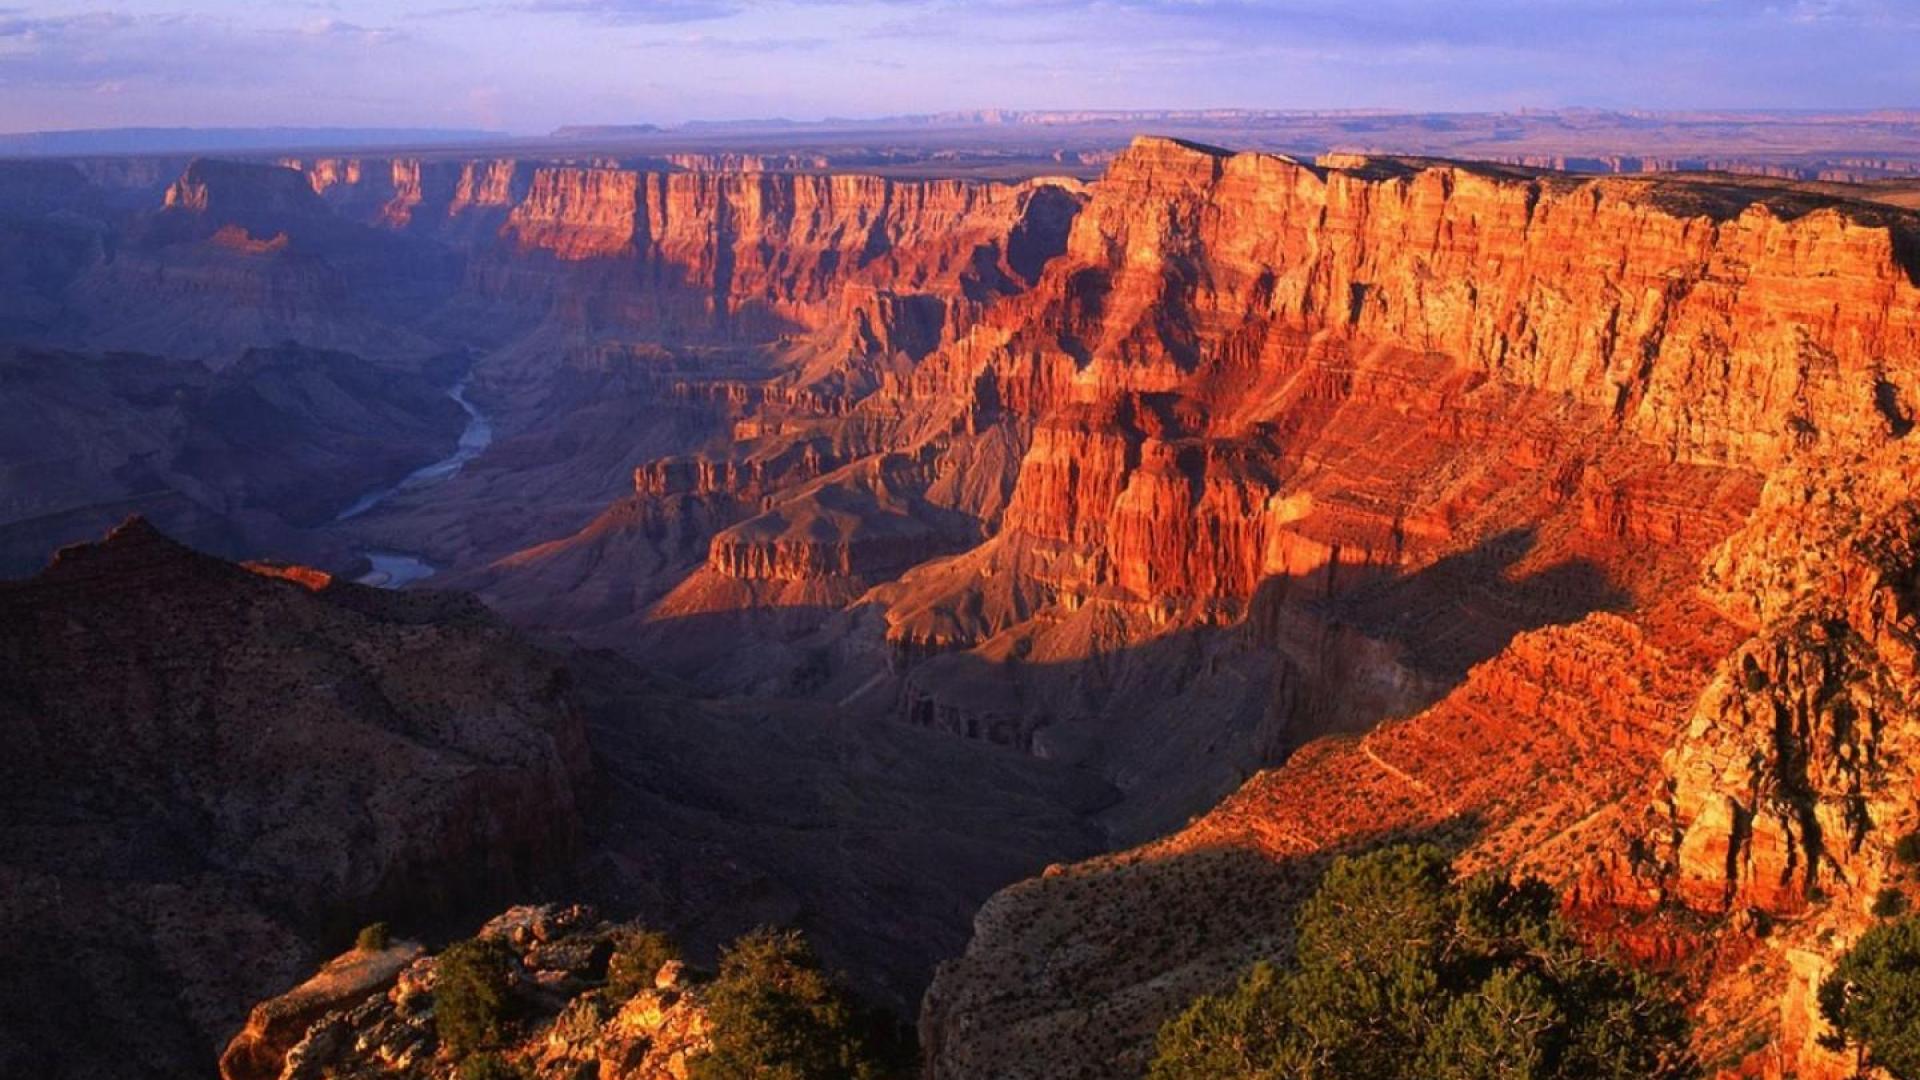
353;549;440;589
334;377;493;589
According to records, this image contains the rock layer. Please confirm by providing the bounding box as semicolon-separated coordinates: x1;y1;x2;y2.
910;139;1920;1079
8;137;1920;1080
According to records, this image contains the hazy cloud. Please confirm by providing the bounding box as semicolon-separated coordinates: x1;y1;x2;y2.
297;17;406;44
0;0;1915;132
516;0;745;22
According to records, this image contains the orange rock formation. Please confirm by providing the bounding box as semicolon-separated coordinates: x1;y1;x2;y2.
15;134;1920;1079
875;138;1920;1079
269;139;1917;1077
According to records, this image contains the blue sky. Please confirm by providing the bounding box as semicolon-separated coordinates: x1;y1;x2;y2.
1;0;1916;133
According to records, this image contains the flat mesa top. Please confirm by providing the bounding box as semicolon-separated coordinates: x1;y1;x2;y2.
7;108;1920;190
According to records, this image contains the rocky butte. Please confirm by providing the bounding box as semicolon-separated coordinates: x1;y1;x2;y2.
1;133;1919;1079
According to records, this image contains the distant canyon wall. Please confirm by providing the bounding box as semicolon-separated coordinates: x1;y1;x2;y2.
280;154;1086;344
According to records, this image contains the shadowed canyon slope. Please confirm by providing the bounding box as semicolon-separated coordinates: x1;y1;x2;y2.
0;521;591;1078
0;521;1111;1080
3;134;1920;1079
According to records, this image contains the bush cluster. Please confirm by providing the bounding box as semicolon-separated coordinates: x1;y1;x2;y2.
436;937;518;1055
605;927;682;1001
1149;844;1695;1080
1820;914;1920;1079
690;927;890;1080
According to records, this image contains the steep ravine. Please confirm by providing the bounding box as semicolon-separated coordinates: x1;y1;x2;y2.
331;375;496;588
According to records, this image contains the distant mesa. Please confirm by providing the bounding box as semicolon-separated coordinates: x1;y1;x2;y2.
549;123;665;139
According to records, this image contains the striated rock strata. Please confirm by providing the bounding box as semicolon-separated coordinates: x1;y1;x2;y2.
8;135;1920;1080
911;138;1920;1079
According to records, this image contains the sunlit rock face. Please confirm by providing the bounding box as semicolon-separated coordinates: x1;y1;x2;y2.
7;134;1920;1080
281;154;1085;348
453;139;1917;882
1574;440;1920;1080
481;167;1071;341
902;138;1920;1079
582;136;1910;835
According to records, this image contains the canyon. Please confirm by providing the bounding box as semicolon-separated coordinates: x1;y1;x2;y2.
1;129;1918;1079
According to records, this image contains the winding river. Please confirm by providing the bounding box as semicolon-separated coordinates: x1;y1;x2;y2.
334;377;493;589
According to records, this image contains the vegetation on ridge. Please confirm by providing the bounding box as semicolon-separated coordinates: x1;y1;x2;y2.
691;927;894;1080
605;926;683;1002
435;937;518;1055
1148;844;1695;1080
406;915;903;1079
1820;914;1920;1080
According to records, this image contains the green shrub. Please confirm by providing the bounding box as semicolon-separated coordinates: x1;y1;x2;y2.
1819;915;1920;1079
1149;844;1695;1080
455;1052;526;1080
605;927;681;1001
689;927;885;1080
1873;888;1909;919
436;938;517;1055
355;922;391;952
1894;832;1920;868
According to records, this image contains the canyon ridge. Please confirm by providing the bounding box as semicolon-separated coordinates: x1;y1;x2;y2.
3;115;1920;1080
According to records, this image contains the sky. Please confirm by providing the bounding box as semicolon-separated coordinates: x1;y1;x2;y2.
1;0;1917;134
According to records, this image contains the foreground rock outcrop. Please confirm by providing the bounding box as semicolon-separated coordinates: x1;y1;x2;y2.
0;520;592;1080
220;940;428;1080
221;904;712;1080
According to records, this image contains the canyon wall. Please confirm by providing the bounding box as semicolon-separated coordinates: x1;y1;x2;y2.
830;138;1919;665
7;152;1084;368
930;137;1919;467
10;137;1920;1078
281;154;1086;354
461;140;1918;856
908;138;1920;1078
136;146;1920;1078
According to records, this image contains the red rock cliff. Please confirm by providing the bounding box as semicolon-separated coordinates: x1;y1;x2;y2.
909;138;1920;1080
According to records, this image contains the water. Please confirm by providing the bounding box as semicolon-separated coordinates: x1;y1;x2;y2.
355;550;438;589
334;378;493;523
336;377;493;589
